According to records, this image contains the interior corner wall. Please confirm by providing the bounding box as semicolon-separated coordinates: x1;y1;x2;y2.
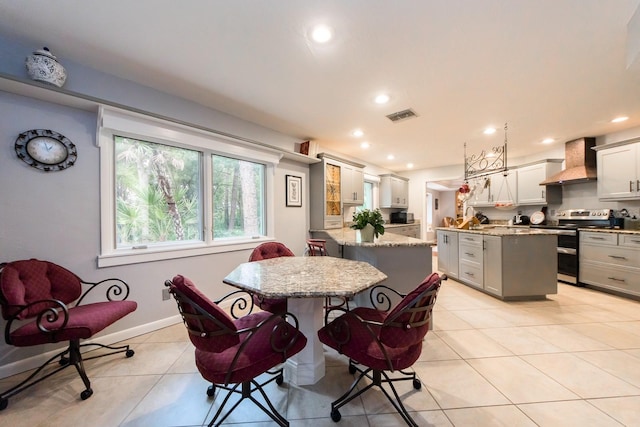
0;91;309;377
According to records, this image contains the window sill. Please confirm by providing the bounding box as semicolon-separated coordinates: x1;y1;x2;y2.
97;238;274;268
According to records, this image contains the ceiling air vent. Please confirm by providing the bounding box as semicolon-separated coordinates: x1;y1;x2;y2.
386;108;418;123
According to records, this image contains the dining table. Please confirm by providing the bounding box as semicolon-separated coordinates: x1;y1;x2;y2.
223;256;387;386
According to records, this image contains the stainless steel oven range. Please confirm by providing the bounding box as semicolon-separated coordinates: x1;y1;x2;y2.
530;209;623;285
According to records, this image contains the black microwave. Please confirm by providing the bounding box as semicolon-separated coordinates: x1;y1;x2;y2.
390;212;414;224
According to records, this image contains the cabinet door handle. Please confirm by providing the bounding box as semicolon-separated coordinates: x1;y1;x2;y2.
464;252;475;257
589;236;606;240
607;277;626;283
608;255;627;260
630;239;640;244
465;272;475;277
541;189;545;198
637;180;639;192
631;180;635;192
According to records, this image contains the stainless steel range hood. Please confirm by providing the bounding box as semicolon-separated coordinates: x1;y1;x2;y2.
540;137;597;185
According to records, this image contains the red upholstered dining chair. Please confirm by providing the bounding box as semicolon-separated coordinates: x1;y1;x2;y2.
247;242;294;314
165;274;307;427
0;259;137;410
306;238;328;256
318;272;445;426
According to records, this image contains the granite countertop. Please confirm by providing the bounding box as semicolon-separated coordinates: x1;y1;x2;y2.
577;228;640;235
223;256;388;298
320;227;433;247
436;226;553;236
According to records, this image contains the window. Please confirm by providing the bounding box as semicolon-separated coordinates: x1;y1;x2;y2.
98;107;280;267
212;155;265;239
115;136;202;248
362;181;374;210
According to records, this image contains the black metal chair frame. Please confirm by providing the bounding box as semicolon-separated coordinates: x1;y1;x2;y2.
326;279;442;427
165;280;304;427
0;276;135;411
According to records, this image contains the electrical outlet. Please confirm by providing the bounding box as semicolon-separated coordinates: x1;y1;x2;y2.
162;288;171;301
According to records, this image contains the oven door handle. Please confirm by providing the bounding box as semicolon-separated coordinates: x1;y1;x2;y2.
557;247;577;255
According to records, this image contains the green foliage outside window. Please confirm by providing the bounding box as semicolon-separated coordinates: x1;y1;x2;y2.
115;136;201;247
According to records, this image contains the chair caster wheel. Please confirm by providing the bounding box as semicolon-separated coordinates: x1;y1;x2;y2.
276;374;284;385
331;409;341;422
207;385;215;397
0;397;8;411
81;389;93;400
125;349;135;358
348;364;357;374
413;379;421;389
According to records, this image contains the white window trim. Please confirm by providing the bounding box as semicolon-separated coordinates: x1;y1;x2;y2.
97;106;282;267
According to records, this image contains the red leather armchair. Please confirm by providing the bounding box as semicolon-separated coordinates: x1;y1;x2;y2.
318;272;444;426
0;259;137;410
165;274;307;426
247;242;295;314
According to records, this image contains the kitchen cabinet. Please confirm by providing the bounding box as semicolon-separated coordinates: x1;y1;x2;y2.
516;160;563;205
380;174;409;208
310;154;365;229
436;230;458;279
596;142;640;200
341;164;364;205
387;224;421;239
482;235;503;296
436;229;557;299
458;233;483;289
579;231;640;298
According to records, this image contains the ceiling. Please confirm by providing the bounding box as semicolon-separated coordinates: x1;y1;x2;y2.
1;1;640;172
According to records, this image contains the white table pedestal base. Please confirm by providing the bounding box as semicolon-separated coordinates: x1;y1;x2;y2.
285;297;325;386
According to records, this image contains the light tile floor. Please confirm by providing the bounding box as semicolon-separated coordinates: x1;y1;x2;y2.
1;262;640;426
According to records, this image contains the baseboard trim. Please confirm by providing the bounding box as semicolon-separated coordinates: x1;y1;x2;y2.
0;315;182;380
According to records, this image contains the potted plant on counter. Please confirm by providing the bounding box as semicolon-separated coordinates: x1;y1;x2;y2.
351;209;385;242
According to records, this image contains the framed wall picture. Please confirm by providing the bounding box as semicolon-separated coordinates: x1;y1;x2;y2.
286;175;302;207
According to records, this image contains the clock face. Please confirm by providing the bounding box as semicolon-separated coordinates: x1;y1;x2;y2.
15;129;78;171
26;137;68;165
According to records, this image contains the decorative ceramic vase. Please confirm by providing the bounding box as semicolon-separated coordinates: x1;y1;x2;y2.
359;223;375;242
25;47;67;87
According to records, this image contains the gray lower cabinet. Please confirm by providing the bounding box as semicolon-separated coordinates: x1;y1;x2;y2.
580;231;640;298
482;235;503;296
437;230;557;299
437;230;458;279
387;224;420;239
458;234;483;289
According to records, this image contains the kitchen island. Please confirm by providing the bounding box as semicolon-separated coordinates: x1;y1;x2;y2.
436;226;558;300
309;227;434;297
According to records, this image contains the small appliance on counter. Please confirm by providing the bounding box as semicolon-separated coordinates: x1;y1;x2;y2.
390;212;414;224
513;213;530;225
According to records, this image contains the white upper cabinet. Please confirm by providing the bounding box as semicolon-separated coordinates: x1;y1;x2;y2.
380;174;409;208
516;161;563;205
341;164;365;205
596;142;640;200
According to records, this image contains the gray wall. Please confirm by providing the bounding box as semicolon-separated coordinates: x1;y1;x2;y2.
0;37;310;376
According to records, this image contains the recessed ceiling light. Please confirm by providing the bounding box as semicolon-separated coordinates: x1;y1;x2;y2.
407;163;414;169
351;129;364;137
374;94;390;104
360;141;370;149
612;116;629;123
542;138;554;144
483;127;496;135
311;25;333;43
387;154;395;160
